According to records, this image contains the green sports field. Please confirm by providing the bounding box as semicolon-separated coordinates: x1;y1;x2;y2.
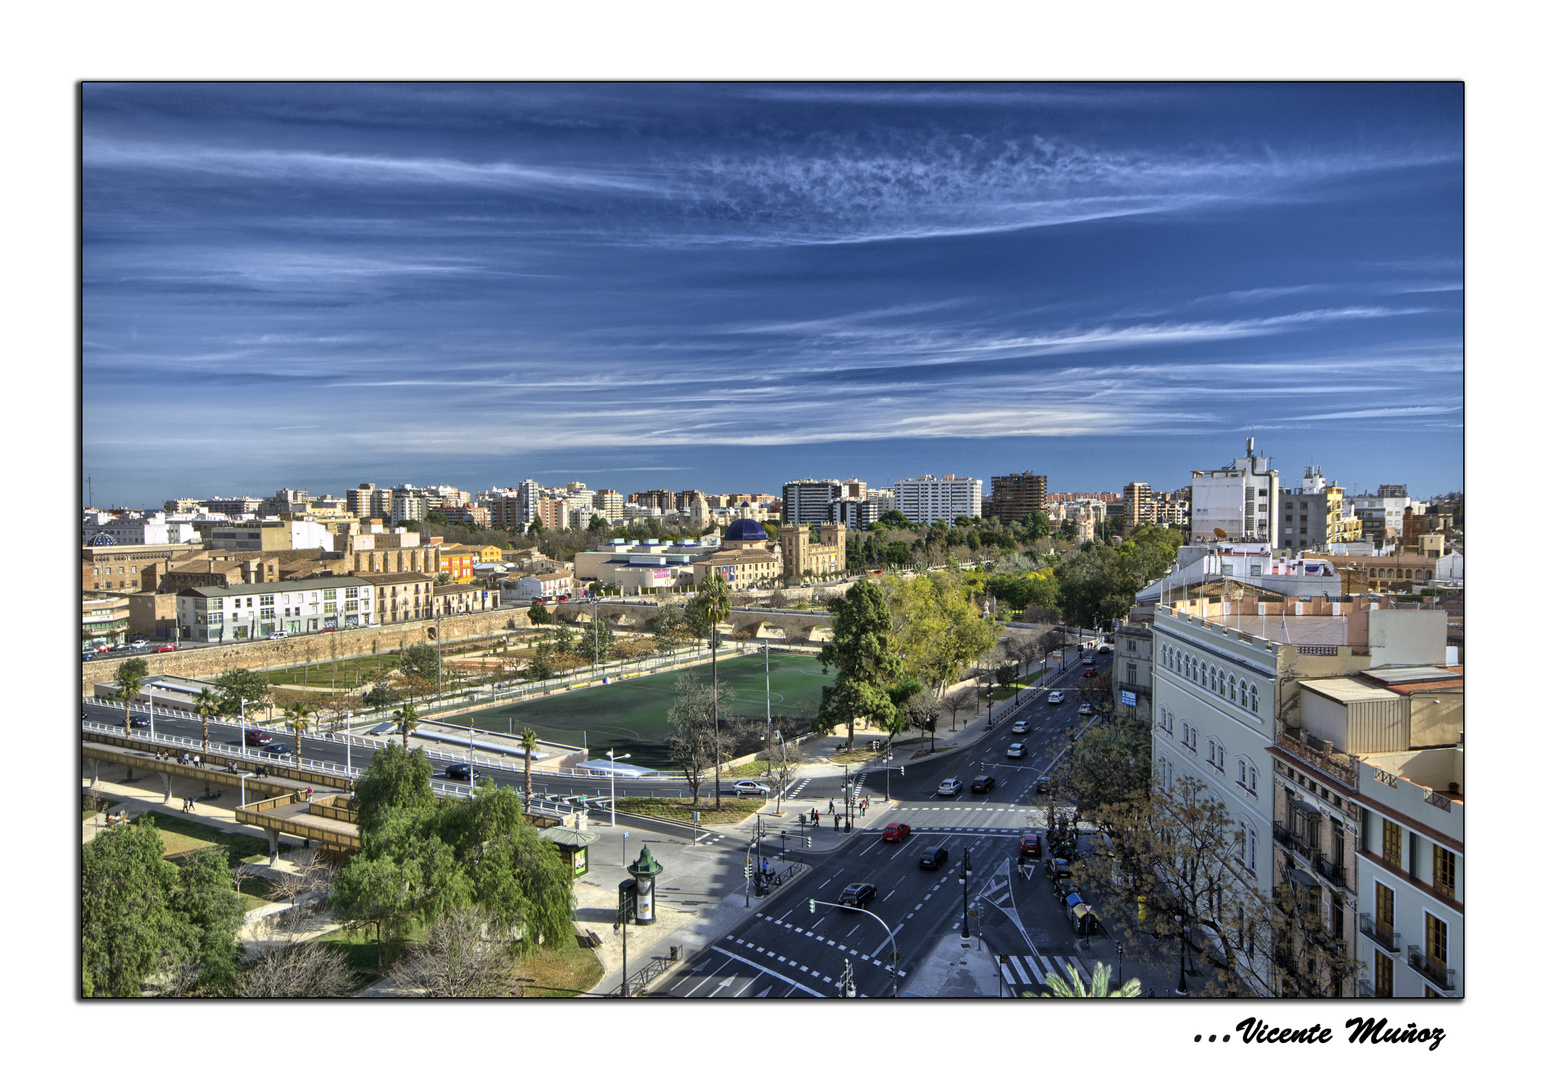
449;651;831;769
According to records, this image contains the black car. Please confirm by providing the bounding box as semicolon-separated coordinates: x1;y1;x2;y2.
918;845;950;870
971;775;995;793
130;716;150;728
839;882;877;908
1045;857;1073;881
260;742;293;757
445;762;481;782
1035;775;1051;795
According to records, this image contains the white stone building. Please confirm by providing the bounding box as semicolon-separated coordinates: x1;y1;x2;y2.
176;576;376;641
1189;438;1279;546
893;474;981;523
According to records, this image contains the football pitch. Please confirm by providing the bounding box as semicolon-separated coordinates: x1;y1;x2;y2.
452;651;831;768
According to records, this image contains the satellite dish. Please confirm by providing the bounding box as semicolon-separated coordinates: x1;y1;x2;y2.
1213;528;1228;539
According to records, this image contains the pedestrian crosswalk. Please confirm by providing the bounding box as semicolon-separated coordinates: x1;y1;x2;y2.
998;951;1098;993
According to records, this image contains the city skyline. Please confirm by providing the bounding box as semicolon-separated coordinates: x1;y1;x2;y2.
84;83;1463;509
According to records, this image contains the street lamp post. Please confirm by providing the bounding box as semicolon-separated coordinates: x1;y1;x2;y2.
773;730;786;814
959;852;973;940
607;749;631;827
1176;907;1189;996
809;898;900;997
884;751;892;801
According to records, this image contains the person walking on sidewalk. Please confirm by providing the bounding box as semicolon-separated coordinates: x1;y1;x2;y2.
828;799;835;815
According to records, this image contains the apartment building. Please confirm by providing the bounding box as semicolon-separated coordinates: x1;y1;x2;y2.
176;576;377;641
1121;482;1155;529
594;489;624;520
430;581;501;618
894;474;981;523
1112;615;1153;727
438;503;491;529
347;483;394;520
827;498;882;529
1154;489;1191;529
1277;466;1362;553
1150;592;1446;993
83;542;205;594
205;496;263;517
84;511;171;546
83;595;132;646
1322;552;1442;596
782;479;843;525
503;571;574;602
986;471;1048;524
356;572;434;624
1189;438;1279;546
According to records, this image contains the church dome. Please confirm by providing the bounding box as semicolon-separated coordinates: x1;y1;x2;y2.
724;517;768;543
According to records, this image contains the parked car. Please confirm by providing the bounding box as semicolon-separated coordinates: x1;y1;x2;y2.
445;762;480;782
243;728;271;746
918;845;950;870
1035;775;1051;794
129;639;149;648
153;644;178;653
1007;743;1026;758
839;882;877;908
731;780;771;796
269;630;288;639
320;627;337;633
1045;857;1073;881
1011;719;1029;734
260;742;293;757
1078;703;1093;716
971;775;996;793
882;822;911;842
937;778;963;797
1047;691;1065;704
1020;833;1042;857
82;651;96;661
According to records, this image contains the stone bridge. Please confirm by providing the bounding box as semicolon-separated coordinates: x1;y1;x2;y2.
555;601;833;643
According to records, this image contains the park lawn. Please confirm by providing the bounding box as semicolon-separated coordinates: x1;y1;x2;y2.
828;747;878;765
613;796;762;824
314;924;392;984
137;811;281;863
725;761;776;778
513;935;604;998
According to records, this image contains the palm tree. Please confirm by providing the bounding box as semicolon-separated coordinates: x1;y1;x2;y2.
700;572;733;810
393;700;420;750
1026;960;1140;998
195;689;220;753
518;728;539;811
117;663;144;739
285;702;315;755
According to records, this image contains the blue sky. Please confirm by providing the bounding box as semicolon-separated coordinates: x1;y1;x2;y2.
82;83;1463;508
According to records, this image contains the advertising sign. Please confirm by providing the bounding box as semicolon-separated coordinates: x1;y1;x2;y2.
1121;690;1137;707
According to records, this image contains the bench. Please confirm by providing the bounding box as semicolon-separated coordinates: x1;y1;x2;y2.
580;929;604;949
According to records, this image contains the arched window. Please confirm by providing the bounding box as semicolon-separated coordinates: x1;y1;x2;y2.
1249;683;1259;714
1237;758;1258;794
1206;737;1215;765
1240;823;1258;875
1229;674;1237;702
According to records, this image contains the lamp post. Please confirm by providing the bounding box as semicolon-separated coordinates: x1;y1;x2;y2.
146;684;155;740
1175;907;1189;996
607;749;631;827
884;751;893;802
773;730;786;814
959;851;973;940
764;641;772;776
1116;943;1124;988
809;897;900;997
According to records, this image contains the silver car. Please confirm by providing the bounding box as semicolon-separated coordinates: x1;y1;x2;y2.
937;778;964;796
732;780;770;796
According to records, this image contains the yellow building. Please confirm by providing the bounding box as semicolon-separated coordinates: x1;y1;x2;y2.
778;521;846;582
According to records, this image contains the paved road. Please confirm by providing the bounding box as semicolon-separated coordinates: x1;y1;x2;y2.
658;648;1115;997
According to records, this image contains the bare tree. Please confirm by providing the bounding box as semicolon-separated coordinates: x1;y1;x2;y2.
940;686;975;732
240;939;359;997
390;907;518;998
665;671;734;806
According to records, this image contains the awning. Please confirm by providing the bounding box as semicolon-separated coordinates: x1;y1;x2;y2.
1284;866;1319;891
1287;796;1322;819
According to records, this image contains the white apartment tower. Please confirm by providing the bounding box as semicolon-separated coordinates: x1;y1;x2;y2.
894;474;981;523
1189;438;1279;546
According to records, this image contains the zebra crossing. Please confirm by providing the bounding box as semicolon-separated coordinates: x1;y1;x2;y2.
999;950;1098;993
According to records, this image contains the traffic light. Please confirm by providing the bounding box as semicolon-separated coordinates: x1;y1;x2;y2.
744;864;753;879
804;835;812;848
899;766;905;776
808;899;816;914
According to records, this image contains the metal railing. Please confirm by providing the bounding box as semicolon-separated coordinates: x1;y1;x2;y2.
620;951;681;997
1406;946;1456;992
1314;856;1347;889
1358;912;1401;954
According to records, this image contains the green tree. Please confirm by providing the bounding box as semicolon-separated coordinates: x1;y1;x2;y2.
168;846;246;994
433;571;453;586
284;701;316;750
524;644;555;682
115;657;148;739
1056;711;1151;837
363;683;403;715
527;601;553;626
425;510;449;527
399;642;441;686
195;688;221;753
815;579;903;749
82;817;179;997
651;603;691;652
889;571;997;703
698;573;734;809
214;668;271;722
332;847;424;970
352;739;437;836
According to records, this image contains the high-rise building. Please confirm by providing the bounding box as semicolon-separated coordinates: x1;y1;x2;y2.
1277;465;1362;552
893;474;981;524
781;479;842;524
1121;482;1155;529
630;489;675;513
1189;438;1279;546
986;471;1047;524
594;489;624;520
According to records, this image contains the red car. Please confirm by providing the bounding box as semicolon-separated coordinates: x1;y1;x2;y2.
1020;833;1042;857
153;644;178;653
1083;667;1098;678
882;822;911;842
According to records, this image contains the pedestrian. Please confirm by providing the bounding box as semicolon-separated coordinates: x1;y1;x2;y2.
305;786;313;800
828;799;835;815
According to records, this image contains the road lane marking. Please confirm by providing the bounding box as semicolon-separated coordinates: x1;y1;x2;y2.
708;947;820;997
847;924;861;938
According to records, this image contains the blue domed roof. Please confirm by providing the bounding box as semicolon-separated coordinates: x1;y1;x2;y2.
724;518;768;542
88;533;117;546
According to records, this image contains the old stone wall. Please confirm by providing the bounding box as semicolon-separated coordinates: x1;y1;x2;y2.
81;607;534;694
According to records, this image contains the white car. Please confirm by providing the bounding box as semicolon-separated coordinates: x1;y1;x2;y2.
1047;691;1065;704
269;630;288;639
731;780;771;796
1078;703;1094;716
1007;743;1026;758
1012;720;1029;734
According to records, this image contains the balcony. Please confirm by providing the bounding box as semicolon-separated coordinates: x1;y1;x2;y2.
1276;728;1360;788
1357;978;1375;998
1406;946;1456;994
1358;912;1401;954
1272;823;1321;862
1314;856;1348;889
